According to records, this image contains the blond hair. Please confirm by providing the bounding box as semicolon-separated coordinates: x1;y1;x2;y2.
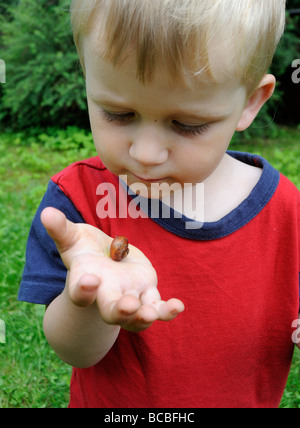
70;0;286;93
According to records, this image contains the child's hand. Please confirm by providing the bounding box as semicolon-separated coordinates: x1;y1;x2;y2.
41;207;184;332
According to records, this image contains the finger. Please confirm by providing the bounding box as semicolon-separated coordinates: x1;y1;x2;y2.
141;288;184;321
140;286;162;306
124;288;141;300
121;305;159;332
68;273;100;307
97;291;141;325
155;298;185;321
40;207;78;253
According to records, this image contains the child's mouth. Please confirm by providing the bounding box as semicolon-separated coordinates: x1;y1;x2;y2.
133;174;168;183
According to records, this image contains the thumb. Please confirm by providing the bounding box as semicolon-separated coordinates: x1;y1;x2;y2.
40;207;78;254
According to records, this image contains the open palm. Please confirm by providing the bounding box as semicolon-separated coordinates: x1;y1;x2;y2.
41;207;184;332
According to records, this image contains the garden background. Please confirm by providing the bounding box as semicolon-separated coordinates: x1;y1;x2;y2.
0;0;299;408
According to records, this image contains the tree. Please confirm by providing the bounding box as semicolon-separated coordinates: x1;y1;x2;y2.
0;0;88;130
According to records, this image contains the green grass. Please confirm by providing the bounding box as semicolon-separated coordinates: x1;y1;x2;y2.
0;126;299;408
0;127;96;408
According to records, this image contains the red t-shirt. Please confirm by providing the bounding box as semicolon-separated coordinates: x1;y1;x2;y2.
19;152;300;408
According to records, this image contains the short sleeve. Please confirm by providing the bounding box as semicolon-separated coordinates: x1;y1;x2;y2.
18;180;85;305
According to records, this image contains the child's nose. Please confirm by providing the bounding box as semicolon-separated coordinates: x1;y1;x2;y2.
129;125;169;166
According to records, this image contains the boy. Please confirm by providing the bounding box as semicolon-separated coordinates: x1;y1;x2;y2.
18;0;300;408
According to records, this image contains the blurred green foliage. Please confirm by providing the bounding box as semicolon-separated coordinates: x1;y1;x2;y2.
0;0;299;133
0;0;88;130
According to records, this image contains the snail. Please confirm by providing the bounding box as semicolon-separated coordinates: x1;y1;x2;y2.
110;236;130;261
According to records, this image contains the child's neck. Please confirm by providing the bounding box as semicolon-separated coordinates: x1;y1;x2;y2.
203;153;262;222
162;154;262;223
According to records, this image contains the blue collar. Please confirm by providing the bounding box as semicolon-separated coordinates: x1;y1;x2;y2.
127;151;280;240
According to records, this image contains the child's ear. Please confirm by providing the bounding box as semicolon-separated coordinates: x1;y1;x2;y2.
236;74;276;132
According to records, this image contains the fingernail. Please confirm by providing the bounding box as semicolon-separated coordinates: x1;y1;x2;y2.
80;285;98;293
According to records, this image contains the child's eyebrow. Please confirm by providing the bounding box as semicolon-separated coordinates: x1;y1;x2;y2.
169;109;230;122
89;94;230;122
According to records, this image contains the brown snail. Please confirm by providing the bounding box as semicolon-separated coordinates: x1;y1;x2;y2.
110;236;130;261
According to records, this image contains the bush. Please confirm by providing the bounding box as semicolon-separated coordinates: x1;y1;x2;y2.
0;0;89;130
243;11;300;139
0;2;299;133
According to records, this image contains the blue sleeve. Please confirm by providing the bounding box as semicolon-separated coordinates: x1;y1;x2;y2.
18;180;85;305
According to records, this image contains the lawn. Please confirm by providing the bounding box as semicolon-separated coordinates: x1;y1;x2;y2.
0;126;299;408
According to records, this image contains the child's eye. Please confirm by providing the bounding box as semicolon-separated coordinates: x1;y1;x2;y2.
100;109;210;136
101;110;135;123
172;120;210;136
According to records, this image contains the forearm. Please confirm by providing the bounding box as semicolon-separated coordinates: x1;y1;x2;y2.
43;288;120;369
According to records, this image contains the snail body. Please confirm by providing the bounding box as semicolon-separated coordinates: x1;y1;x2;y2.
110;236;130;261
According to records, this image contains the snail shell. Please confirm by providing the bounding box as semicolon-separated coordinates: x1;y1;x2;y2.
110;236;130;261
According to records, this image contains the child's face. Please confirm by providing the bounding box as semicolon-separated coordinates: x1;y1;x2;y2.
84;35;248;199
